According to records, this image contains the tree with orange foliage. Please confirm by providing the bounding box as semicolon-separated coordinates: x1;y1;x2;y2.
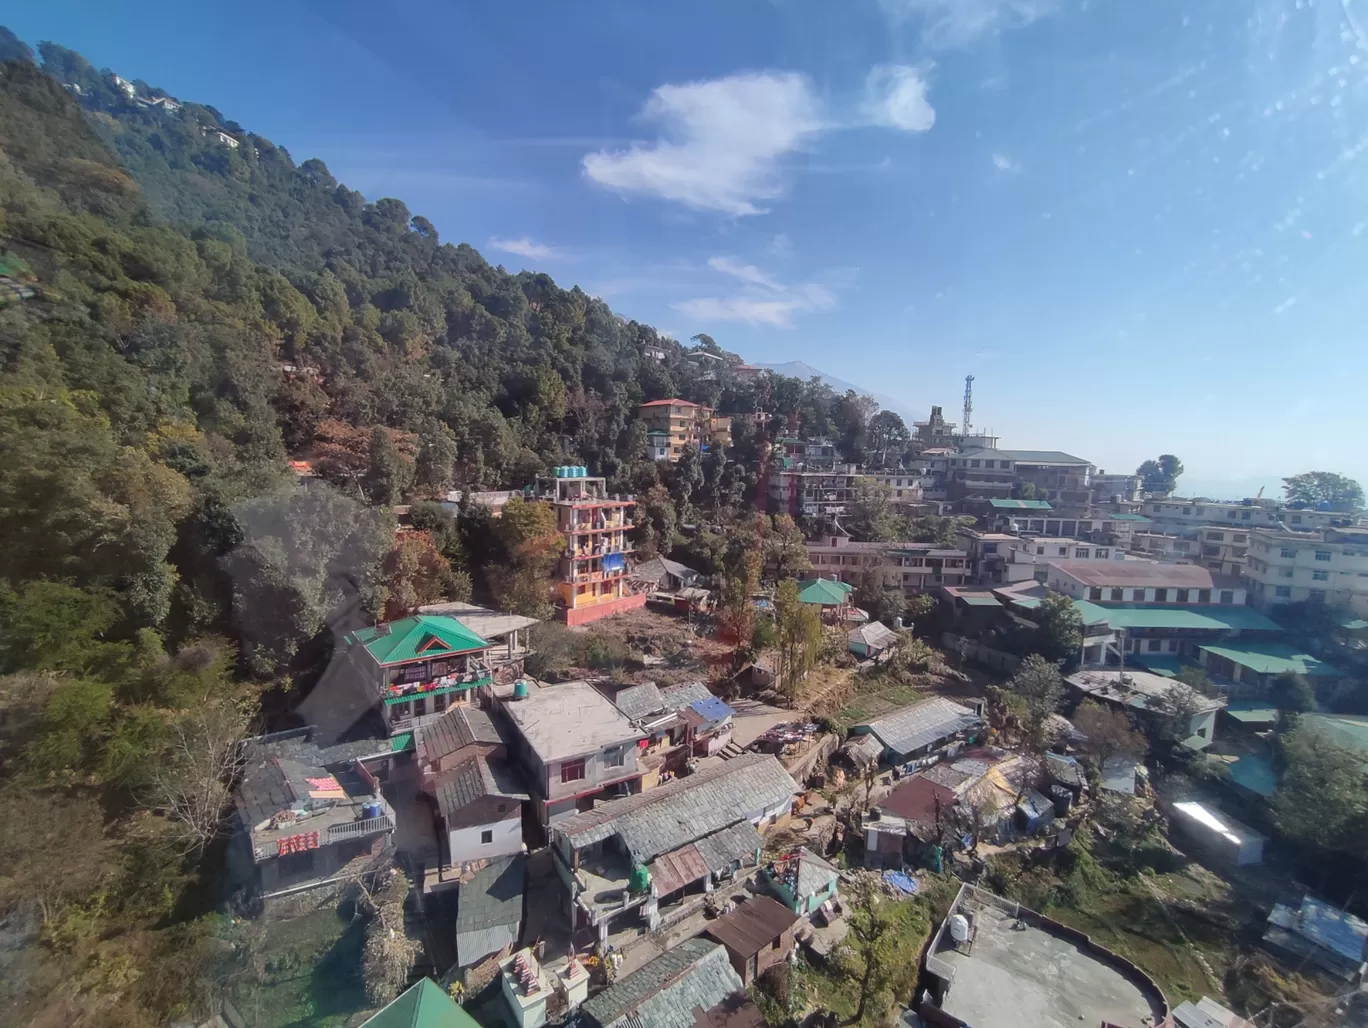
382;531;463;620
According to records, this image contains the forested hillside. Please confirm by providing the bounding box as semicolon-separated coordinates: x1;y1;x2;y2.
0;28;911;1026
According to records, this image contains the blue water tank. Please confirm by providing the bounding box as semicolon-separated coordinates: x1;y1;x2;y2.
513;679;530;700
578;465;587;477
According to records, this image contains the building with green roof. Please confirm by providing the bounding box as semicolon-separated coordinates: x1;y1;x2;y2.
360;977;482;1028
1198;642;1343;692
798;578;855;606
344;615;494;742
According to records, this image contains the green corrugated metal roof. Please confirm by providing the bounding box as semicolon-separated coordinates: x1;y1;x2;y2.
1224;702;1279;724
1091;604;1282;632
960;595;1003;607
360;978;481;1028
1199;642;1342;677
1131;653;1184;677
1227;754;1277;797
998;449;1090;465
799;579;854;605
348;615;489;665
390;733;414;753
1107;513;1153;522
987;498;1053;509
1302;714;1368;760
1338;618;1368;631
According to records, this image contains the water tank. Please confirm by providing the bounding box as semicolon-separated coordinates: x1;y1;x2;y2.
513;679;530;700
949;914;971;944
577;465;587;477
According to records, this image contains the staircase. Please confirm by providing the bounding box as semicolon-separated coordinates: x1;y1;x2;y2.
717;740;746;761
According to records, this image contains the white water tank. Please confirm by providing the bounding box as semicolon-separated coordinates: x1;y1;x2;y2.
949;914;971;944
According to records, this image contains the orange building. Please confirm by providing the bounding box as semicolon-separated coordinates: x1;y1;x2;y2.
533;467;646;626
637;399;731;460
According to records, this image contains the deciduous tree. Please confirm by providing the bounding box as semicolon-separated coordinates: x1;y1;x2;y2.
1281;471;1364;512
1033;590;1083;663
774;579;823;708
1072;700;1146;771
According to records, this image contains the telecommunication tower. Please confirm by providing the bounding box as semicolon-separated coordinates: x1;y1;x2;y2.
962;374;974;434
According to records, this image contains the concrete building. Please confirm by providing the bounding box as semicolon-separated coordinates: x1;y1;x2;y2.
767;467;860;518
1264;894;1368;981
1196;642;1343;695
637;399;727;459
341;615;494;742
1044;560;1246;606
433;754;529;865
1091;471;1144;504
805;535;969;593
1067;669;1223;748
911;405;999;452
497;680;646;825
550;754;795;947
531;467;644;625
864;469;926;507
1244;525;1368;615
922;883;1169;1028
947;448;1093;505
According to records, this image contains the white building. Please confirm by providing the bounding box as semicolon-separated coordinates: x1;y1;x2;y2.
111;74;136;98
1045;560;1245;606
1244;525;1368;615
1067;669;1223;748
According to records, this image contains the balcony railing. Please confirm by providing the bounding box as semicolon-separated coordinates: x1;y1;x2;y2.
383;667;492;705
327;813;394;840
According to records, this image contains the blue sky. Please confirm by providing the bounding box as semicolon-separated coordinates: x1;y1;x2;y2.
10;0;1368;497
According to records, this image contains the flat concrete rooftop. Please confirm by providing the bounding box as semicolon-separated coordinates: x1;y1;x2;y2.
934;902;1164;1028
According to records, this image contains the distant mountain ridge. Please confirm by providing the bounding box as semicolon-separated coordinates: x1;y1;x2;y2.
754;361;921;424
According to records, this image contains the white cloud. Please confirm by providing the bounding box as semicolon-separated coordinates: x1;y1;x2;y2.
672;285;835;328
582;72;824;216
992;152;1020;172
879;0;1059;48
707;255;784;290
862;65;936;132
768;233;793;257
487;236;564;260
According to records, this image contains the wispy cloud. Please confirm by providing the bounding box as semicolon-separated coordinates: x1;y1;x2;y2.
862;65;936;132
879;0;1060;48
582;72;823;216
991;152;1020;172
675;257;837;327
708;255;784;290
673;285;836;328
487;236;565;260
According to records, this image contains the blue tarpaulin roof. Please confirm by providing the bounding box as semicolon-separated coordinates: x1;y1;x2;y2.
690;696;735;724
1227;754;1277;798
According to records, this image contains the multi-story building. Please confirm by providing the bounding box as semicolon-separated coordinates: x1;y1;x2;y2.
1090;471;1144;504
531;467;645;626
1130;530;1204;565
497;679;645;825
946;448;1093;505
865;470;926;508
911;405;999;452
986;507;1150;549
342;615;494;739
637;399;727;460
1044;561;1246;606
1244;526;1368;615
767;467;860;518
804;535;969;593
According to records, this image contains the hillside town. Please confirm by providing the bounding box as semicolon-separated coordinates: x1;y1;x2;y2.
5;26;1368;1028
219;367;1368;1028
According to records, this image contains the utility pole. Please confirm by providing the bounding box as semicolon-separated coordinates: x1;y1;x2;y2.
962;374;974;435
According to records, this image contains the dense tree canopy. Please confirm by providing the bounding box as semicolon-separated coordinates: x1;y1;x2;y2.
1281;471;1364;512
1136;454;1183;494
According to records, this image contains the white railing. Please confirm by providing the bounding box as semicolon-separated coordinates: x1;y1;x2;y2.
328;813;394;840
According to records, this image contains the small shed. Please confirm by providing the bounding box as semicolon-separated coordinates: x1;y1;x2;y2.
848;621;899;660
1169;801;1265;868
762;847;839;915
704;895;799;985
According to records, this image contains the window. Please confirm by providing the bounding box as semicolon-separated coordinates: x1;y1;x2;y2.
1309;589;1326;603
772;938;782;951
1057;546;1068;556
481;830;494;844
1182;507;1191;515
1195;507;1206;515
1206;531;1224;541
560;758;586;783
1280;569;1294;579
970;459;981;467
1313;570;1329;581
1281;548;1298;559
1227;511;1237;519
1315;550;1332;562
1097;550;1110;559
1198;589;1211;603
412;697;427;717
1075;548;1089;558
603;747;626;768
1176;589;1189;602
496;803;507;814
1219;590;1234;604
1275;586;1292;598
982;543;998;554
1242;511;1251;520
1290;514;1302;524
1089;587;1103;600
1147;639;1162;651
1153;588;1168;602
1036;546;1045;555
1111;588;1124;601
1233;533;1246;543
1132;589;1146;601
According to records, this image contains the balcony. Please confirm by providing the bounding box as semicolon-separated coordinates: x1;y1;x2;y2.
383;665;492;705
328;811;395;841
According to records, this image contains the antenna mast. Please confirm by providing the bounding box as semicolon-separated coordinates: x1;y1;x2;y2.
962;374;974;434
